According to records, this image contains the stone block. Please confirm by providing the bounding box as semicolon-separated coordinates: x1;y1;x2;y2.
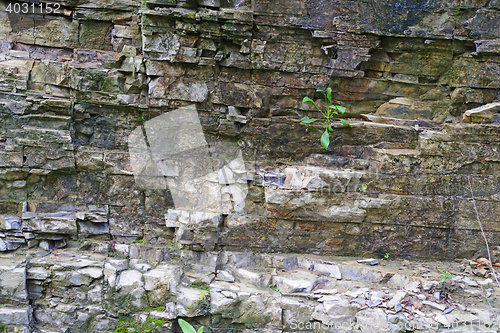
69;68;125;94
115;269;148;311
78;20;114;51
77;205;109;235
282;297;316;331
338;265;383;283
230;291;282;328
32;17;78;48
143;33;181;61
0;307;32;326
24;146;76;170
311;294;355;327
298;258;342;279
220;82;256;108
265;188;367;222
22;212;77;235
0;262;27;303
14;127;72;148
143;264;183;306
99;175;144;207
463;102;500;122
382;51;453;77
467;9;500;39
26;267;50;281
19;114;71;131
356;308;389;333
176;287;210;317
53;267;103;287
109;205;145;236
475;39;500;53
0;215;22;231
233;267;271;288
376;98;434;120
0;150;23;168
166;79;209;102
31;61;71;87
272;269;317;293
0;238;25;251
440;55;500;88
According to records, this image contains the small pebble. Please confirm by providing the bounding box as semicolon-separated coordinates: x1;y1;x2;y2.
367;299;382;307
357;259;379;266
423;300;446;311
36;251;50;258
443;306;455;315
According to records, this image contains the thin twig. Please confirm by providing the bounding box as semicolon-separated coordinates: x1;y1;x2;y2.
468;176;500;289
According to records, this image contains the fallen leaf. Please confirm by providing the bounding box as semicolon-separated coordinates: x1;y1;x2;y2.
401;295;411;304
474;258;490;266
404;281;421;293
412;298;423;310
492;263;500;267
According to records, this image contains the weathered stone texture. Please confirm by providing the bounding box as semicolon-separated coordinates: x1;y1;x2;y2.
0;0;497;257
0;3;500;331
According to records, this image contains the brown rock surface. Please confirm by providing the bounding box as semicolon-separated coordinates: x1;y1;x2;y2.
1;4;500;330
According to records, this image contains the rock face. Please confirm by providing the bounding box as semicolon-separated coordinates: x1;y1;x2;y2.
0;0;498;258
0;0;500;331
7;248;500;333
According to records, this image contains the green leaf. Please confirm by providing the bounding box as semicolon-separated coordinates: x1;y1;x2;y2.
197;327;204;333
327;125;333;132
178;319;197;333
326;87;332;104
361;184;367;193
321;129;330;150
316;89;326;101
302;96;323;114
328;105;338;114
340;119;351;127
300;117;319;123
336;106;346;114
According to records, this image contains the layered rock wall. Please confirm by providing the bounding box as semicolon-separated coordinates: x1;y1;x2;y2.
0;0;500;330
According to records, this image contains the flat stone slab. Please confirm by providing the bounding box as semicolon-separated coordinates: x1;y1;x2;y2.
0;307;32;325
463;102;500;122
338;265;384;282
0;262;27;303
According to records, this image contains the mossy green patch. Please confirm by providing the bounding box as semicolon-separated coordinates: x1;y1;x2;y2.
113;316;168;333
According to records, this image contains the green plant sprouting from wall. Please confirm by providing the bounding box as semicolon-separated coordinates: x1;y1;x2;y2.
178;318;204;333
300;87;351;149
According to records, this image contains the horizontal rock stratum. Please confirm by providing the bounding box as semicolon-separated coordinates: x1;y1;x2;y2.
0;0;500;331
3;247;500;333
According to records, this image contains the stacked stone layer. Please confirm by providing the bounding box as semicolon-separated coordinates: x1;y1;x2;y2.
0;0;500;330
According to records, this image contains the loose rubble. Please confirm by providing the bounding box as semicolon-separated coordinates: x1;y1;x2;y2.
1;245;499;332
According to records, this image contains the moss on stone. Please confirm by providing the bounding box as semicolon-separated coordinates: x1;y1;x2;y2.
113;316;167;333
